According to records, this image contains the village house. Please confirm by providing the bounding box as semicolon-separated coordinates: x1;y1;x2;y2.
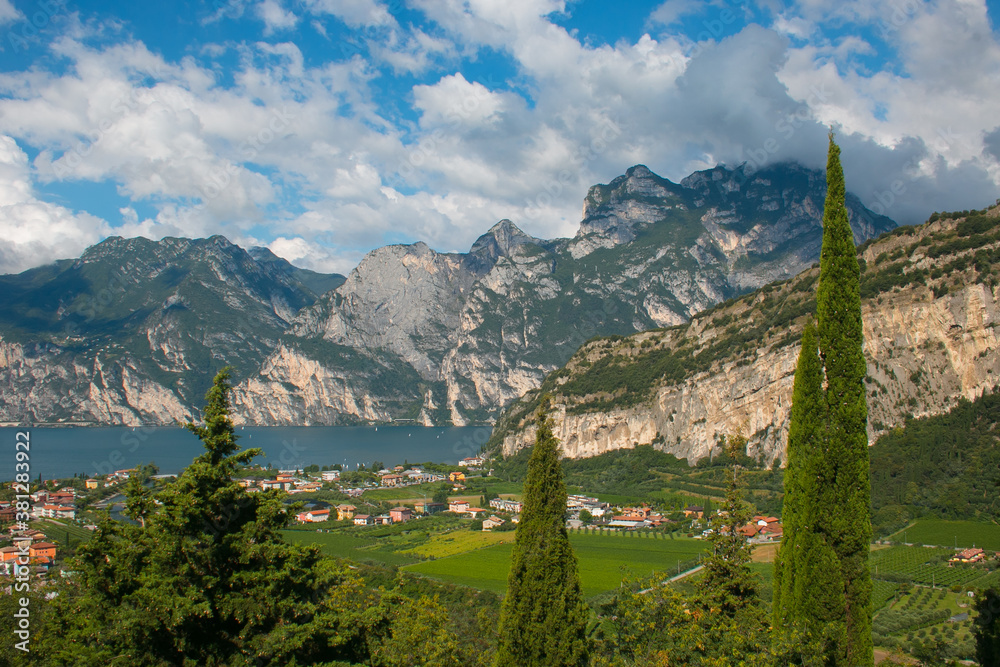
608;515;649;529
336;504;357;521
109;468;136;483
458;456;485;467
404;470;438;484
380;474;405;487
353;514;373;526
448;471;466;483
466;507;488;518
259;479;293;492
683;505;705;519
296;508;330;523
622;505;653;518
483;516;505;531
374;515;393;525
489;498;524;514
85;479;100;490
415;501;446;515
759;523;784;540
389;507;412;523
29;542;57;564
321;470;341;481
448;500;470;514
567;495;610;517
293;481;323;492
33;504;76;520
950;548;985;564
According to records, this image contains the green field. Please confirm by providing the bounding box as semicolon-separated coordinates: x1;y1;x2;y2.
403;532;708;598
891;519;1000;550
359;482;445;502
282;529;421;567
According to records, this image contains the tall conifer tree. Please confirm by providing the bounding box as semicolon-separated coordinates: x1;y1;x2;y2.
773;320;823;628
774;134;873;665
494;400;589;667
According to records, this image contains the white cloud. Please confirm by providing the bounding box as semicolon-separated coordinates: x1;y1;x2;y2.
648;0;705;27
1;0;999;280
0;0;21;26
304;0;396;28
0;135;113;274
256;0;298;34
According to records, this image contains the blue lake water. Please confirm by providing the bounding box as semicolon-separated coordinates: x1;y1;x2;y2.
0;425;493;481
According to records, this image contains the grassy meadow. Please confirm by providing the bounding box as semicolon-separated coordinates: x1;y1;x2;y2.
403;531;708;598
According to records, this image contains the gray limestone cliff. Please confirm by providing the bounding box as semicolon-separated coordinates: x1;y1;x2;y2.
0;162;895;426
230;162;895;425
490;207;1000;465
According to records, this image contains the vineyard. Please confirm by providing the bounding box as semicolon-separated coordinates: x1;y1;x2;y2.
871;579;901;612
870;546;985;588
868;544;992;660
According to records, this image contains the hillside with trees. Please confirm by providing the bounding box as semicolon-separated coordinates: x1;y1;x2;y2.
869;388;1000;536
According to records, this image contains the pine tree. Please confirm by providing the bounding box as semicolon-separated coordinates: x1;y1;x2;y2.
774;133;873;665
700;434;760;617
38;369;393;665
494;400;589;667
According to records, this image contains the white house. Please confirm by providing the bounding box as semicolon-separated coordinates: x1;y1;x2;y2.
296;509;330;523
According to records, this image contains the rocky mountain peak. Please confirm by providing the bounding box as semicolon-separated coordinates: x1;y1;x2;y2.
1;160;903;429
468;219;541;270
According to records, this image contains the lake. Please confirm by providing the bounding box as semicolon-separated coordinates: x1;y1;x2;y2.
0;424;493;481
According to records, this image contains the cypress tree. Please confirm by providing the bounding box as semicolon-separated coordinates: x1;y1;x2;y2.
774;134;873;665
494;400;589;667
773;320;824;629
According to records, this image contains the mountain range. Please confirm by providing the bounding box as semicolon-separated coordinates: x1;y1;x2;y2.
0;162;895;426
489;207;1000;465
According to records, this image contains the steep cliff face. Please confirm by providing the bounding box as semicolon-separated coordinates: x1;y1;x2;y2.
492;207;1000;464
0;162;895;426
234;162;894;425
0;236;338;425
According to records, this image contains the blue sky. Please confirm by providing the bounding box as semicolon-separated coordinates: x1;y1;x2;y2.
1;0;999;275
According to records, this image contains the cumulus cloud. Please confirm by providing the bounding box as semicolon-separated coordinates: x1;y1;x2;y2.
256;0;298;34
0;135;112;274
0;0;998;279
